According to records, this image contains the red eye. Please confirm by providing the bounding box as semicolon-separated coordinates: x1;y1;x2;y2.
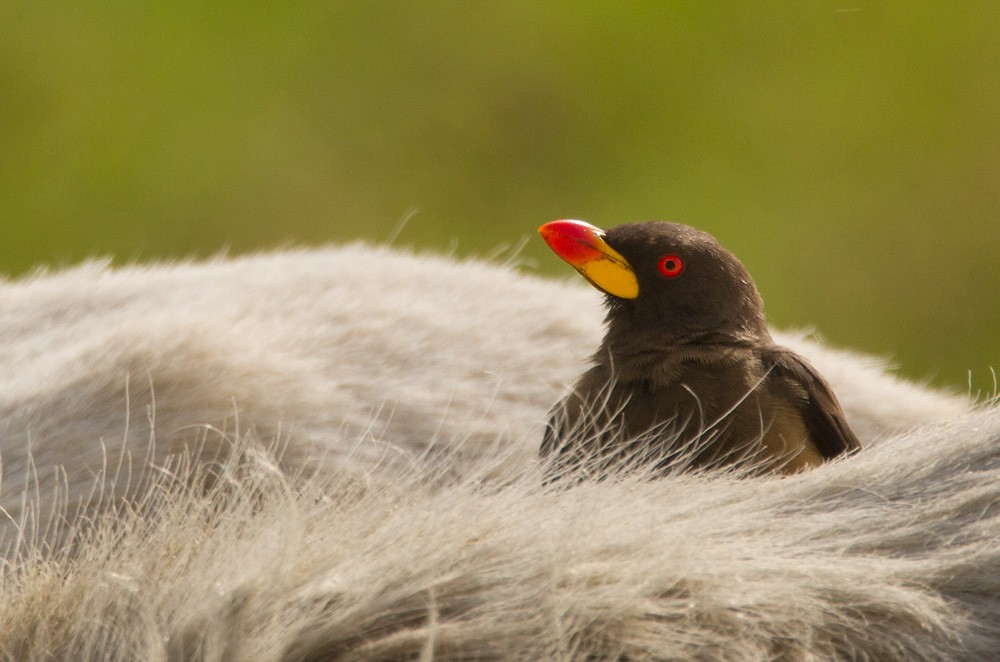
657;254;684;278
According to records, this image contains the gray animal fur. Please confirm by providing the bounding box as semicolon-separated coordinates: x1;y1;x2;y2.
0;244;993;660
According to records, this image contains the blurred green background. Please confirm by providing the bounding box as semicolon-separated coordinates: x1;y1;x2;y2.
2;3;997;393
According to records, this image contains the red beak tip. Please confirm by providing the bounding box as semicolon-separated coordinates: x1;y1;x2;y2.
538;219;607;263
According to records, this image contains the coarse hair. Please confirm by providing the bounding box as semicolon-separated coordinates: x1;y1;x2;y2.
0;244;991;660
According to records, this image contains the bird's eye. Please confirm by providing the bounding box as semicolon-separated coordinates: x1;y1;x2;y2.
657;254;684;278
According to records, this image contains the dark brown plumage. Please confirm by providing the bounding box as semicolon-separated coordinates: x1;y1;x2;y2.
539;220;861;478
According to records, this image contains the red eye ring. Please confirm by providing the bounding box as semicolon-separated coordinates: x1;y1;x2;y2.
657;254;684;278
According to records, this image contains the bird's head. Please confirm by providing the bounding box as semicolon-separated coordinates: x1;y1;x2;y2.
539;219;770;351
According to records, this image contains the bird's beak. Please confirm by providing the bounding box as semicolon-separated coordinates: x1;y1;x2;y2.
538;219;639;299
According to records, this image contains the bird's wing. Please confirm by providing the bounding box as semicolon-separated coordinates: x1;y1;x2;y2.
764;347;862;459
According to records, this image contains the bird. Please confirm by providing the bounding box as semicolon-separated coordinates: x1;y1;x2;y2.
538;219;861;479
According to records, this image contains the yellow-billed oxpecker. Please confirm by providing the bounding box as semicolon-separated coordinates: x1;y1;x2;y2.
538;219;861;478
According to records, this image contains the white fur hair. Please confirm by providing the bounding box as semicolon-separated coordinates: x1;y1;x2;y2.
1;243;994;660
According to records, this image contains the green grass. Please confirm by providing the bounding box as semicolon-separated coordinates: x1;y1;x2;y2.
2;3;997;394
